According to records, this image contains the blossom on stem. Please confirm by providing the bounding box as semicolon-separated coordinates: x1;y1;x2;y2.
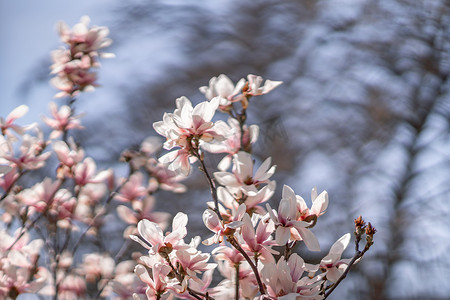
130;212;188;256
267;185;320;251
0;105;35;141
202;204;246;245
240;214;278;263
153;96;228;175
319;233;352;283
202;118;259;171
42;102;84;139
199;74;246;108
0;133;50;171
245;74;283;96
134;263;173;300
51;16;114;97
214;151;276;197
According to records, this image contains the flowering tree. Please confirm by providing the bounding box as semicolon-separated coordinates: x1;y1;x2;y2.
0;17;375;300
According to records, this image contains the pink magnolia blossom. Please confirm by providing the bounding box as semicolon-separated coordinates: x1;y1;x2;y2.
16;178;76;225
202;204;246;246
296;187;329;222
202;118;259;171
0;105;35;140
214;151;276;197
134;263;173;300
53;138;85;169
130;212;188;256
115;172;148;203
146;161;187;193
261;253;323;299
0;133;50;171
174;249;216;283
240;214;278;263
56;15;113;57
319;233;352;283
267;185;320;251
245;74;283;96
153;96;228;175
73;157;112;187
0;230;48;297
199;74;246;108
42;102;84;139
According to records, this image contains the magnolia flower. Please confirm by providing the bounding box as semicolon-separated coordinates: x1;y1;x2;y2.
134;263;172;300
130;212;188;256
202;118;259;171
320;233;352;283
240;214;278;263
153;96;228;175
267;185;320;251
174;249;216;284
42;102;84;139
296;187;328;223
73;157;112;186
214;151;276;196
0;105;34;140
245;74;283;96
202;204;246;245
0;133;50;171
53;138;85;168
261;253;323;299
51;16;113;97
199;74;246;107
56;15;113;57
115;172;148;203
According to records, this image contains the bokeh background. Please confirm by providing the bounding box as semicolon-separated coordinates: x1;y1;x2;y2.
1;0;450;299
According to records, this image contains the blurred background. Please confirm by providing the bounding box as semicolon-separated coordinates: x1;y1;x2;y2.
1;0;449;299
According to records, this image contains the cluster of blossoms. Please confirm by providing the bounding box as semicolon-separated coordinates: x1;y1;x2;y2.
0;16;375;300
133;73;376;299
50;16;114;98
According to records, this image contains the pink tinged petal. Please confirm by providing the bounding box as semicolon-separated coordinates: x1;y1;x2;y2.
288;253;305;282
282;184;296;200
137;219;164;247
215;74;234;97
278;198;295;224
192;101;215;123
261;80;283;94
214;172;238;187
129;235;151;250
254;157;275;181
241;214;256;248
326;267;343;283
329;233;351;256
266;203;278;223
226;220;244;229
311;191;328;216
217;155;232;171
275;226;291;245
172;212;188;230
235;151;253;180
159;150;179;165
7;105;29;122
296;228;320;252
203;209;222;232
256;218;274;243
134;265;155;287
